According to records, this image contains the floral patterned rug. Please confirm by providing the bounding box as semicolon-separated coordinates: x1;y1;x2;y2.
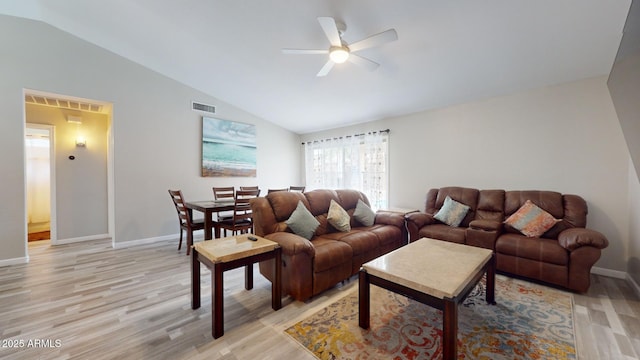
284;275;576;359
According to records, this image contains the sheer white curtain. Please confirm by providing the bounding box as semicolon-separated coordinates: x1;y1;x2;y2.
304;131;389;210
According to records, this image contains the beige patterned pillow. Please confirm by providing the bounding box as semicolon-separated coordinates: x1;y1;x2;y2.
327;199;351;232
504;200;560;237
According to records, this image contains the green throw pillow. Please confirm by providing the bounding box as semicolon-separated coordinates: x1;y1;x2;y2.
433;196;470;227
286;200;320;240
327;199;351;232
353;199;375;227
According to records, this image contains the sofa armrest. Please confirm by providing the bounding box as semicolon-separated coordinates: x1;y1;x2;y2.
558;228;609;251
264;232;316;258
405;212;435;229
374;211;406;228
405;212;436;242
469;219;502;232
251;197;278;236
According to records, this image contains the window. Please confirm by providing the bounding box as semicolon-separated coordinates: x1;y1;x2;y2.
304;131;389;210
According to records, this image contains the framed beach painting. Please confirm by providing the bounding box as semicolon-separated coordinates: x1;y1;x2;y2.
202;117;257;177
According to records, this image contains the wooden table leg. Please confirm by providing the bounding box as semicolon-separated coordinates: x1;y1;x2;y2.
443;299;458;359
486;253;496;305
358;270;370;329
272;247;282;310
212;263;224;339
204;210;213;240
191;250;201;309
245;264;253;290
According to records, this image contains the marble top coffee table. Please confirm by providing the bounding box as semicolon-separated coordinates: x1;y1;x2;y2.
359;237;495;359
191;234;281;339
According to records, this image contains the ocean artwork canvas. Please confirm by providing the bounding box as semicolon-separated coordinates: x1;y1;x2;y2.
202;117;257;177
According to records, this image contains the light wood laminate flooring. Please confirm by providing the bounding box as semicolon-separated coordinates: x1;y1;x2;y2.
0;238;638;359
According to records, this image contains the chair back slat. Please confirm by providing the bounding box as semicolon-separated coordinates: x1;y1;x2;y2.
213;187;235;200
169;189;193;226
240;186;261;196
268;188;288;194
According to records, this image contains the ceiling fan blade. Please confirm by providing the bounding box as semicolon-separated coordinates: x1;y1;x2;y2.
282;49;329;55
348;54;379;72
317;17;342;47
348;29;398;53
316;60;335;77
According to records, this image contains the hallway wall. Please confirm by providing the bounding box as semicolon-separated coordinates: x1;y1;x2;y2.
26;104;109;240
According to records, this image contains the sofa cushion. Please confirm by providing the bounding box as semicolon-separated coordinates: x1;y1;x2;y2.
434;196;470;227
370;224;403;247
418;224;466;244
286;201;320;240
428;187;479;227
267;191;308;222
504;200;560;237
326;230;381;256
496;233;568;265
327;199;351;232
353;199;375;226
310;238;353;272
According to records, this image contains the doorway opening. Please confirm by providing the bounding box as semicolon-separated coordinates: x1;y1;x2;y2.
23;89;114;248
25;124;56;242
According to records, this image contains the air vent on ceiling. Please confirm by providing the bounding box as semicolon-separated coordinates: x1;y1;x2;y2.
192;101;216;114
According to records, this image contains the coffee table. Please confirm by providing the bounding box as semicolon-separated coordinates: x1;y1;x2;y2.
359;237;495;359
191;234;281;339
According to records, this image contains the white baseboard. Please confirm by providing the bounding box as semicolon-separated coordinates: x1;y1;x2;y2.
55;233;111;245
113;234;175;248
0;256;29;267
591;266;626;279
112;232;204;249
592;266;640;297
626;273;640;298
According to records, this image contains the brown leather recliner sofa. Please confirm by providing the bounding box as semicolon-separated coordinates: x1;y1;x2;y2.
405;186;609;292
251;189;406;301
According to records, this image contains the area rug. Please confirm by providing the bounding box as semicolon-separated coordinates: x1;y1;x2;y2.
284;275;576;359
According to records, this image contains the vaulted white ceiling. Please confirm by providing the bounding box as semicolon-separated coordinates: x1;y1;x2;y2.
0;0;631;134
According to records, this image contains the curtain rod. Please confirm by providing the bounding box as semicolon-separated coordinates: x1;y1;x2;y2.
301;129;389;145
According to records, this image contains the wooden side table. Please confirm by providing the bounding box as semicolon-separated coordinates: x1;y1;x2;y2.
191;234;282;339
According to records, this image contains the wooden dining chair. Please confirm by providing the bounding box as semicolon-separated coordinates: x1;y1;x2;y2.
168;190;205;255
212;186;235;231
213;186;235;201
289;186;306;192
267;188;288;194
240;186;261;196
214;189;260;236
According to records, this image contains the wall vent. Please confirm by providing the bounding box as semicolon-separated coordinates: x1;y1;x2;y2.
25;94;106;113
192;101;216;114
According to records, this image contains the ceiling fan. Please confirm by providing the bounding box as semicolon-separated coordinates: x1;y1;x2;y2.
282;17;398;77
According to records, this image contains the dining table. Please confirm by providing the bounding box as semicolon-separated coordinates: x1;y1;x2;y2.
184;199;235;240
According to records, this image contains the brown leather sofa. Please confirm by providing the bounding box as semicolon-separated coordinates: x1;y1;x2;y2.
251;189;406;301
405;186;609;292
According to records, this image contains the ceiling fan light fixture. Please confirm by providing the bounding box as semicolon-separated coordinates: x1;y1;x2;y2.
329;47;350;63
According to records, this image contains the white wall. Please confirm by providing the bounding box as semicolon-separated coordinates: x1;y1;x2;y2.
0;15;300;264
302;76;630;272
627;158;640;285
